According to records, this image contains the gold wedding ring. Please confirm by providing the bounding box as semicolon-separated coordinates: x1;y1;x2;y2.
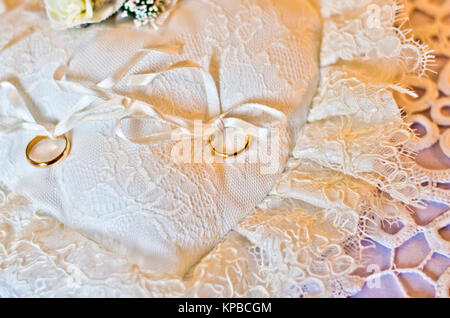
26;135;71;168
207;132;250;158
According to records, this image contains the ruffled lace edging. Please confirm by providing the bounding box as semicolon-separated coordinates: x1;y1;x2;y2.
1;0;448;298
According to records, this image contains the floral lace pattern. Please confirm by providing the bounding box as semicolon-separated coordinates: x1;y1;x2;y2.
0;0;449;298
0;0;322;296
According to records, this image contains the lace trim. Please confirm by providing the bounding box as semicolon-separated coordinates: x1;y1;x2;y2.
320;0;434;78
1;0;448;298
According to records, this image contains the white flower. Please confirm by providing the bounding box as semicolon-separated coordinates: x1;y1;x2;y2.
44;0;126;30
44;0;94;29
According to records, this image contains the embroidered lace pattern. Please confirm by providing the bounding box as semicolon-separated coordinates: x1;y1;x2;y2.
0;0;448;298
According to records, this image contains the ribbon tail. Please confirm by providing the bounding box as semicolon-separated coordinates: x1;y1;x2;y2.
0;117;50;137
53;96;127;137
97;43;183;89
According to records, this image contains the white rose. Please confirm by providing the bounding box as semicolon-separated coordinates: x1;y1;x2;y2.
44;0;94;29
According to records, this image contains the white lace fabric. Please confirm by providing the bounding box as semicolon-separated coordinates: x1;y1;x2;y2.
0;0;321;290
0;0;449;298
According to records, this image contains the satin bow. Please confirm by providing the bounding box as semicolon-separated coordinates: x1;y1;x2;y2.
115;60;287;147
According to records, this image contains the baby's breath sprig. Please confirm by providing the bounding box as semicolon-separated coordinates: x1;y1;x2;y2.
121;0;168;27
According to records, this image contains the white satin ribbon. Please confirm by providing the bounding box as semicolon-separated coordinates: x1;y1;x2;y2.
97;43;183;89
0;81;126;139
115;61;287;147
0;58;287;153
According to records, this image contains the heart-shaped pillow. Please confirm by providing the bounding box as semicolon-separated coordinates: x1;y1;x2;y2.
0;0;321;275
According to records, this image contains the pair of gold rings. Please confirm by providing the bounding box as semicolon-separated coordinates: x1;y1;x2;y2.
25;130;250;168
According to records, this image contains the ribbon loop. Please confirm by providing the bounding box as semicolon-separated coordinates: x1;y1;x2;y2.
118;61;287;151
0;80;127;139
